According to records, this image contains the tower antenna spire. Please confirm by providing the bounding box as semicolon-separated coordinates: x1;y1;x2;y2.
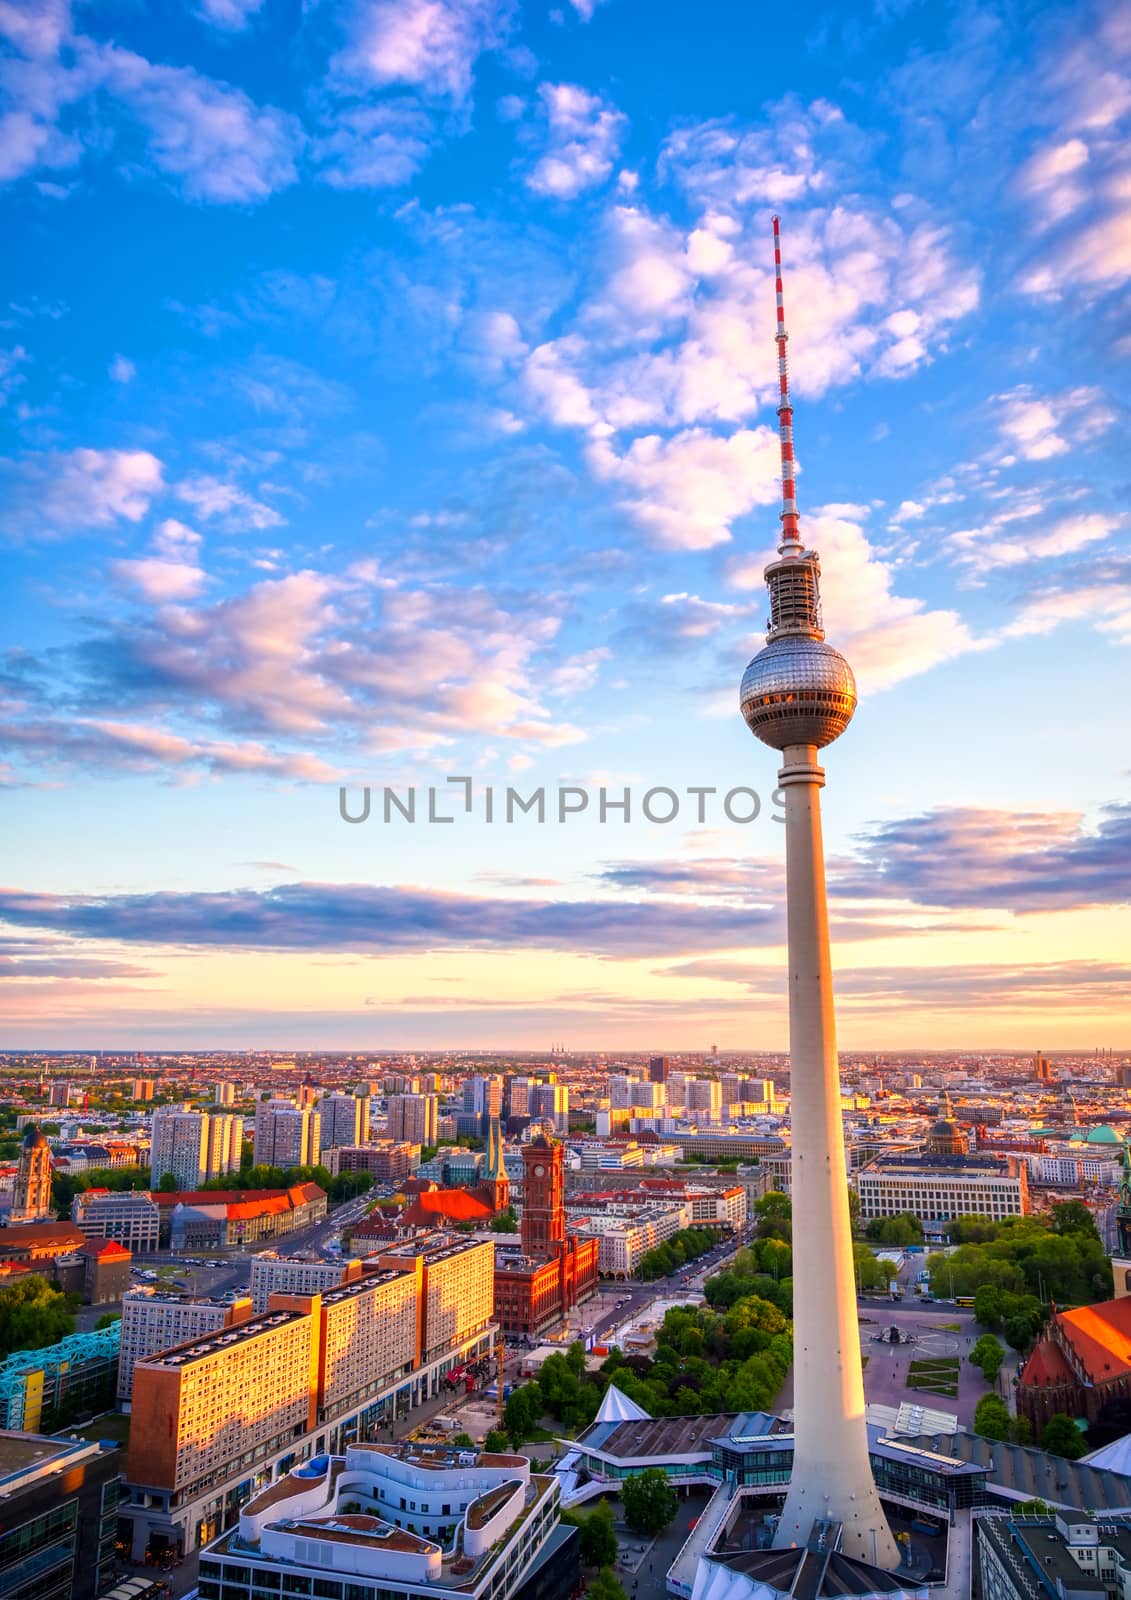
772;214;802;558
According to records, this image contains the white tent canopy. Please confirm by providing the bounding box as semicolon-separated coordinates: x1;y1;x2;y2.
595;1383;651;1424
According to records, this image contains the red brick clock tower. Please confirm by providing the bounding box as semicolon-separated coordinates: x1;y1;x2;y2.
520;1134;565;1255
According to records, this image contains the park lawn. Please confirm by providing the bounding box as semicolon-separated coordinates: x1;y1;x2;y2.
906;1357;960;1399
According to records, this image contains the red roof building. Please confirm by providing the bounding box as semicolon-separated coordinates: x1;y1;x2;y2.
1019;1296;1131;1429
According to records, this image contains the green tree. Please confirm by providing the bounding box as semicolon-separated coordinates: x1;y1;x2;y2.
1010;1415;1034;1445
973;1394;1012;1441
586;1570;628;1600
483;1429;510;1453
450;1432;475;1449
621;1467;678;1536
1016;1498;1053;1514
1049;1201;1100;1241
157;1172;178;1192
0;1277;76;1358
503;1382;543;1445
1040;1414;1086;1460
865;1214;923;1246
573;1500;618;1569
970;1334;1005;1385
490;1208;518;1233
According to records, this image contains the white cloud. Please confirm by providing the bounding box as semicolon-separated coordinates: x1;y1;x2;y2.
995;384;1118;461
176;474;285;531
333;0;510;105
194;0;266;30
1;446;164;537
950;511;1122;570
588;426;781;551
524;82;626;199
109;353;135;383
103;48;302;203
0;344;28;404
111;518;206;602
312;98;434;189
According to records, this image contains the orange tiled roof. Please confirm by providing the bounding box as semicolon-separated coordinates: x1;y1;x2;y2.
1056;1297;1131;1382
402;1189;493;1224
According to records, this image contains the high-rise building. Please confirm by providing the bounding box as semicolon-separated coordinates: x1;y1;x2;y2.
151;1110;241;1190
118;1289;253;1405
687;1078;722;1122
214;1081;237;1106
254;1099;321;1168
131;1078;156;1100
460;1075;502;1136
736;216;897;1568
124;1234;498;1560
321;1090;370;1149
504;1075;532;1119
648;1055;670;1084
388;1092;438;1146
10;1124;53;1221
530;1082;568;1132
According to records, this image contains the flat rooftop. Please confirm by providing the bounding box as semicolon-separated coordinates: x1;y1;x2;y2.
135;1308;307;1369
0;1432;100;1490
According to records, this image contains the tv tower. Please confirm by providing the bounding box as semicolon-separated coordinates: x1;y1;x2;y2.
740;216;899;1569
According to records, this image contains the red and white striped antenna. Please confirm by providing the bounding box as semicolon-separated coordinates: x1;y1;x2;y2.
772;214;802;557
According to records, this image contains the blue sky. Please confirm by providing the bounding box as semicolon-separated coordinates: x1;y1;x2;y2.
1;0;1129;1049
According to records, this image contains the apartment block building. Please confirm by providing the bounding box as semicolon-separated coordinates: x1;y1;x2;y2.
388;1092;439;1147
128;1307;319;1541
118;1288;253;1406
376;1236;495;1362
321;1091;370;1149
124;1235;497;1563
253;1099;321;1168
150;1111;242;1190
336;1140;420;1183
248;1252;357;1312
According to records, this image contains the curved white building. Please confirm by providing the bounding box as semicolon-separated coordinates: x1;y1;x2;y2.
198;1440;563;1600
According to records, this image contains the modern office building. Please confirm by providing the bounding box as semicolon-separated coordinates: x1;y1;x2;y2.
530;1083;569;1133
388;1092;439;1146
856;1153;1029;1226
72;1188;162;1252
198;1440;573;1600
118;1288;253;1406
0;1431;122;1600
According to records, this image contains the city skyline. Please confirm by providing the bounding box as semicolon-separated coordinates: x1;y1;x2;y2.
2;0;1130;1049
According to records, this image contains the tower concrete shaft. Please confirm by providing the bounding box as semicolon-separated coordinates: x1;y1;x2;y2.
773;745;899;1567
